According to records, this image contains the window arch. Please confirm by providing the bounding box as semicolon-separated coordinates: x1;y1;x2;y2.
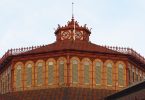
128;66;131;85
14;62;24;91
2;75;5;93
36;62;43;85
57;57;67;85
26;64;32;87
72;59;78;83
132;67;135;83
16;65;22;89
130;67;133;83
48;62;54;84
46;58;56;85
95;62;102;84
0;79;3;93
135;68;138;82
59;60;64;84
139;70;142;81
143;73;145;79
139;73;142;81
1;75;3;93
84;61;90;84
107;63;113;85
118;64;124;86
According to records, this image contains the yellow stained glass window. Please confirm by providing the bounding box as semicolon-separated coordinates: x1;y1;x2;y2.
26;64;32;86
84;62;89;84
136;69;138;82
132;69;135;82
37;63;43;85
118;64;124;86
16;65;22;89
48;62;54;84
107;63;112;85
59;61;64;84
95;62;101;84
0;80;1;92
140;74;142;81
128;68;132;85
72;60;78;83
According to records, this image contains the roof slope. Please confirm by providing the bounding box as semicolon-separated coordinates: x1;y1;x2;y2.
20;40;120;55
0;88;116;100
106;80;145;100
1;40;145;68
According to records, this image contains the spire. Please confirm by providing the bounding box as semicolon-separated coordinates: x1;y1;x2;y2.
72;2;74;20
72;2;76;40
54;3;91;42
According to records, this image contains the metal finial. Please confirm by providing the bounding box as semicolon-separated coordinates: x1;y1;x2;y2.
72;2;74;19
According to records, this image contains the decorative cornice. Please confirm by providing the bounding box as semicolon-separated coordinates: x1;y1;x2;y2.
54;19;91;34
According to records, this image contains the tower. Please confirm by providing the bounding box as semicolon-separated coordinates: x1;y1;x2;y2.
55;18;91;42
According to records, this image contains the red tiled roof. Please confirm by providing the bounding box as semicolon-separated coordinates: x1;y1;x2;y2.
0;88;116;100
20;40;121;56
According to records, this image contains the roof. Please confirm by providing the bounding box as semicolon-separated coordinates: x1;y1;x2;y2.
1;39;145;69
0;18;145;67
1;39;145;70
20;40;121;56
0;87;116;100
105;80;145;100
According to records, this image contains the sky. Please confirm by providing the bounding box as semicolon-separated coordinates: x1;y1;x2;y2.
0;0;145;58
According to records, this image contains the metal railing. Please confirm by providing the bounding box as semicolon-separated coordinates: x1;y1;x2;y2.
0;45;45;64
0;45;145;65
104;46;145;64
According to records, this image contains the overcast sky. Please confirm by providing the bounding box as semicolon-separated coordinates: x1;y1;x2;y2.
0;0;145;58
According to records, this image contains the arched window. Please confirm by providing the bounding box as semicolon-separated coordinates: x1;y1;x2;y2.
16;65;22;89
37;63;43;85
136;69;138;82
140;74;142;81
2;77;4;93
132;69;135;82
95;62;101;84
3;76;5;93
59;61;64;84
26;64;32;87
136;72;138;82
128;67;131;85
0;79;1;93
48;62;54;84
7;74;9;92
139;70;142;81
2;76;4;93
72;60;78;83
0;79;2;93
84;61;90;84
144;74;145;79
1;78;3;93
130;68;133;84
5;75;7;93
107;63;112;85
118;64;124;86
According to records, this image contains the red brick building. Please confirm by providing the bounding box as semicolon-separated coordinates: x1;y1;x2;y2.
0;18;145;100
